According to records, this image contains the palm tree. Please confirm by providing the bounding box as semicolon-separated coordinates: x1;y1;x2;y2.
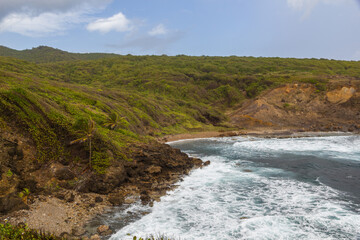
70;117;96;168
103;112;124;130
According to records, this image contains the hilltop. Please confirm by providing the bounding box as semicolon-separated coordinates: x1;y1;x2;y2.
0;46;359;238
0;45;117;63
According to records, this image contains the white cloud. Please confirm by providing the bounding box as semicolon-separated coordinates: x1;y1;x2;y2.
287;0;351;18
0;0;112;37
0;0;111;17
0;11;84;37
287;0;316;10
87;12;133;33
148;24;168;36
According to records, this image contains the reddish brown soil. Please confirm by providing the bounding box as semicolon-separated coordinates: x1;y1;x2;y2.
228;81;360;132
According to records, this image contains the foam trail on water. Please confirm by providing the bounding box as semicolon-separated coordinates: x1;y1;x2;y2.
110;136;360;240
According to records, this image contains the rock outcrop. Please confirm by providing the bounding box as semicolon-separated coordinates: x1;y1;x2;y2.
326;87;356;104
229;81;360;132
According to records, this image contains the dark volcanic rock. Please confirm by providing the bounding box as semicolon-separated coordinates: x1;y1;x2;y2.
108;193;124;206
79;142;203;196
79;165;126;194
55;192;66;200
0;193;29;214
203;160;211;166
71;226;87;236
18;178;41;194
140;194;152;205
55;167;75;181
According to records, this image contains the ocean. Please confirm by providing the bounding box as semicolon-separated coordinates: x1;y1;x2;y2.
110;135;360;240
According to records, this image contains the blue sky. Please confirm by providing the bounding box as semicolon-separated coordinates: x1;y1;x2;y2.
0;0;359;60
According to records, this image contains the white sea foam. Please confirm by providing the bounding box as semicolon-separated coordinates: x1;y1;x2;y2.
232;136;360;162
110;136;360;240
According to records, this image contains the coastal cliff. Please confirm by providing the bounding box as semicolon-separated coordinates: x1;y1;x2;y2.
0;47;359;238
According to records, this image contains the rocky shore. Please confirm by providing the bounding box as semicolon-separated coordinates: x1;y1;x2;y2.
0;137;205;239
1;125;359;239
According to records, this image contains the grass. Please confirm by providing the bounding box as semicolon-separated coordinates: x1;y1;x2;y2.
0;48;359;173
0;45;117;63
0;222;64;240
0;222;176;240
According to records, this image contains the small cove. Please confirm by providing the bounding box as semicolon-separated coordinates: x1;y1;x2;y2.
102;134;360;239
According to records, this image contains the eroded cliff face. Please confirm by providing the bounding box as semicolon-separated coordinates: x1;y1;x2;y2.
0;121;204;216
229;80;360;132
0;125;37;214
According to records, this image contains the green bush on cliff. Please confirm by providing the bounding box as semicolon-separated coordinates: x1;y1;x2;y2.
91;151;111;174
0;222;63;240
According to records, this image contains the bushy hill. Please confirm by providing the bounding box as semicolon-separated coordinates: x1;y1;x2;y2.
1;50;360;171
0;56;226;173
0;45;117;63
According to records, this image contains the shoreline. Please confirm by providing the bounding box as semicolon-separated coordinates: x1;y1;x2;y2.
92;129;359;239
88;129;358;238
105;133;360;239
162;128;358;143
2;141;206;239
2;129;358;239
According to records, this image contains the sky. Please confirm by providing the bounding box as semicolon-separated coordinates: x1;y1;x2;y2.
0;0;359;60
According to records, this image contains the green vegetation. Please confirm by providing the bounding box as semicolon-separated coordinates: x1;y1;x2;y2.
18;188;30;204
104;112;127;130
0;222;63;240
6;169;13;177
70;117;96;168
0;46;359;173
283;103;291;109
0;45;117;63
0;222;176;240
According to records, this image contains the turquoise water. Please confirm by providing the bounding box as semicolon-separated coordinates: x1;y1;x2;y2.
110;135;360;240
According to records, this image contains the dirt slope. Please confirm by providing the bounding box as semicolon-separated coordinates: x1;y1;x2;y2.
229;80;360;132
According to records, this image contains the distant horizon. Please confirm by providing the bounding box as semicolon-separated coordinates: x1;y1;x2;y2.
1;44;360;62
0;1;359;61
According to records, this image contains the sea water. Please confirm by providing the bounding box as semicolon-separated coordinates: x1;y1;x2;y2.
110;135;360;240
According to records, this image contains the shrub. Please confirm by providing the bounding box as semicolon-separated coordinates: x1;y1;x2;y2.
0;222;63;240
91;151;111;174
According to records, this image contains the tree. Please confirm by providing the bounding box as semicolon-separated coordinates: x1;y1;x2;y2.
103;112;125;130
70;117;96;168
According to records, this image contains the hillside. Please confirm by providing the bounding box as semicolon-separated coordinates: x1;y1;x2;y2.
0;45;117;63
0;47;359;237
229;81;360;131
